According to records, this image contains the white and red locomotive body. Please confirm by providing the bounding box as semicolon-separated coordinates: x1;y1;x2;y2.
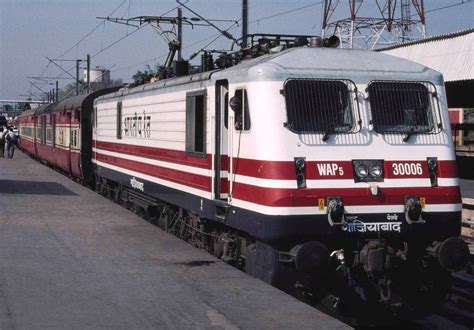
93;48;461;240
92;46;468;321
18;45;468;323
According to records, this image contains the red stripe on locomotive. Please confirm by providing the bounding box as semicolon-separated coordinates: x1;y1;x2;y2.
95;140;211;169
232;183;461;207
95;152;212;191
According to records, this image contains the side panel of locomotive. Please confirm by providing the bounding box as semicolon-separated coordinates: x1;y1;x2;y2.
93;75;215;211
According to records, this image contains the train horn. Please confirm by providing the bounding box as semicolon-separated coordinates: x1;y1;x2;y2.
323;35;340;48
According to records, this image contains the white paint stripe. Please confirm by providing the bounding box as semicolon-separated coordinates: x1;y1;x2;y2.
233;175;459;189
95;160;212;199
93;147;212;177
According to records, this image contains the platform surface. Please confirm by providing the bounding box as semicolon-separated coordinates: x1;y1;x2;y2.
0;151;348;329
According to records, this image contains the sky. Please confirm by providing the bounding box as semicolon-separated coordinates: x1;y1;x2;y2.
0;0;473;100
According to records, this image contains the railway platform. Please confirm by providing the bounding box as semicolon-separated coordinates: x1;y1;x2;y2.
0;151;348;329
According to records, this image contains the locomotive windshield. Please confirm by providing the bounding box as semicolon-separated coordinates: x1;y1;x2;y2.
284;79;355;139
367;81;439;138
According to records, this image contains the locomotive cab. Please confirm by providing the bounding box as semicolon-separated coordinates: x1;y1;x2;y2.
214;47;469;321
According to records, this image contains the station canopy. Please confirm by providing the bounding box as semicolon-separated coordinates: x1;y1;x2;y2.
378;28;474;108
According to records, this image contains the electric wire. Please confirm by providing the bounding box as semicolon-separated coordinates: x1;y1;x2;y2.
58;0;128;58
250;1;323;24
22;0;474;100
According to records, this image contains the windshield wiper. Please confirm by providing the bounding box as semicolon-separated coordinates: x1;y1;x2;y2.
322;130;334;142
403;108;424;143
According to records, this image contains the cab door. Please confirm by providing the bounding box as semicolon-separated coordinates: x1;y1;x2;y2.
214;80;229;200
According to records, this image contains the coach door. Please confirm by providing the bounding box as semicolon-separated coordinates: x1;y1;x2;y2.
214;80;229;200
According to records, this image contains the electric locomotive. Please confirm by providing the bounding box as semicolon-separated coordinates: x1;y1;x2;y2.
91;36;469;323
19;35;469;324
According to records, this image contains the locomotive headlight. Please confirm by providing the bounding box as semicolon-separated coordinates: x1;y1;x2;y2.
355;164;368;179
353;160;384;182
369;164;383;178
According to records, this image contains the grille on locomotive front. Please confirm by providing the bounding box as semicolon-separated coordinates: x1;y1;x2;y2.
283;79;359;140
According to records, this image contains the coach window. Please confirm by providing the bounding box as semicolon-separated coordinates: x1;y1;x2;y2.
116;102;122;139
185;91;207;155
52;114;56;147
41;115;46;144
230;89;250;131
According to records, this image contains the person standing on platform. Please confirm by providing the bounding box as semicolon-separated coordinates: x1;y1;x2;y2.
5;127;18;158
0;127;5;157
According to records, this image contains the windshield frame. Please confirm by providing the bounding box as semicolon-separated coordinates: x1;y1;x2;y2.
283;78;360;137
367;80;442;136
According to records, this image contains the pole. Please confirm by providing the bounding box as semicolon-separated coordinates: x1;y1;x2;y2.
242;0;248;48
177;8;183;60
86;54;90;93
76;60;80;96
56;81;59;101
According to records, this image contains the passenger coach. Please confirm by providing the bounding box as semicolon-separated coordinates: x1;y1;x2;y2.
18;87;119;184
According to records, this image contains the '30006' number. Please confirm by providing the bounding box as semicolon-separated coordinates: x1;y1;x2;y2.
392;163;423;176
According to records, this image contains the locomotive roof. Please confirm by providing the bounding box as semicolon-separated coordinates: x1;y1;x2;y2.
96;47;443;102
97;70;217;101
213;46;443;84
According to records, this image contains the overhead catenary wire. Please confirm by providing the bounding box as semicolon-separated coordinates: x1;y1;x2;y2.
28;0;129;98
58;0;129;59
250;1;323;24
24;0;474;100
37;4;181;96
111;0;470;77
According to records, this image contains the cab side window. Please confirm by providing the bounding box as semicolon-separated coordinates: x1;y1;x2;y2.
230;89;250;131
185;90;207;155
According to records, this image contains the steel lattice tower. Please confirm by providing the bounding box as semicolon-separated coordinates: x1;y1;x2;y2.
322;0;426;49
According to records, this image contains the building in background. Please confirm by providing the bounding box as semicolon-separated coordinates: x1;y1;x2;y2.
83;66;111;84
